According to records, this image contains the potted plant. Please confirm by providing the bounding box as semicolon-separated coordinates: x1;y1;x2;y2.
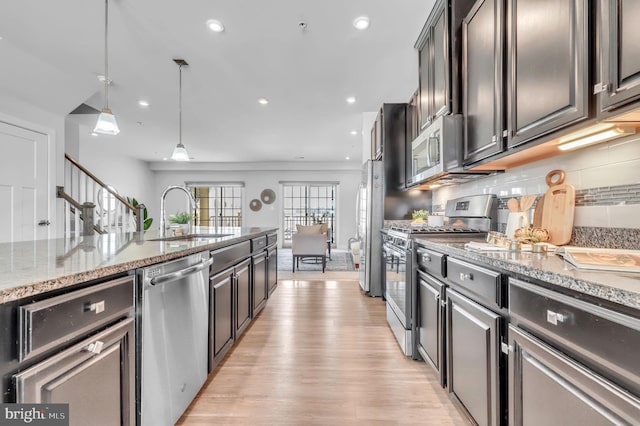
168;211;193;236
411;209;429;224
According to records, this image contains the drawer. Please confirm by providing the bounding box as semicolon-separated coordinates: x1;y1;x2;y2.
416;247;445;277
509;278;640;397
211;241;251;273
266;233;277;247
446;257;502;309
251;236;267;252
19;276;134;361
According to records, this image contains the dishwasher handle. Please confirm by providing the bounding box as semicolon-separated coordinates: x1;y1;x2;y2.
149;257;214;286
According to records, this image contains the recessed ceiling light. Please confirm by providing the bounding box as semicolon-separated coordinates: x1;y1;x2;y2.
91;132;98;137
162;157;168;161
258;97;269;105
207;19;225;33
353;16;370;30
345;156;351;160
346;96;356;104
350;130;358;135
138;100;150;107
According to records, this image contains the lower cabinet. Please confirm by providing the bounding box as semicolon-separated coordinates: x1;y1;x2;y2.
417;270;445;387
14;318;135;426
209;267;235;371
252;252;267;316
446;288;502;426
508;325;640;425
235;258;252;338
266;246;277;297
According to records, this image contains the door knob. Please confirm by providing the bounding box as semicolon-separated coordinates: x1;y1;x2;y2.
38;220;51;226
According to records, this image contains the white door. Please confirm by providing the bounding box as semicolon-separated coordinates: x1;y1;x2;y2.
0;122;50;243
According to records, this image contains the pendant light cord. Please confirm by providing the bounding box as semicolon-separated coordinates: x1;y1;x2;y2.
179;64;183;145
104;0;109;109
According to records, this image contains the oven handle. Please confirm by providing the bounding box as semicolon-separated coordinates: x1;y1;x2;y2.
149;257;214;286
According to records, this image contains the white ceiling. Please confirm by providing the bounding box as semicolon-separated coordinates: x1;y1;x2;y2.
0;0;434;164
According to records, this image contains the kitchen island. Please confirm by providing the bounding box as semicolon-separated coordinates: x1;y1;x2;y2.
0;226;278;303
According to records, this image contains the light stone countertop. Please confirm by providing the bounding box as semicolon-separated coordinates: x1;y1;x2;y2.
0;227;278;304
413;236;640;312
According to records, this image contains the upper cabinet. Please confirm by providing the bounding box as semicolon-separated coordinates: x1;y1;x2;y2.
597;0;640;113
506;0;589;148
462;0;505;164
416;0;474;131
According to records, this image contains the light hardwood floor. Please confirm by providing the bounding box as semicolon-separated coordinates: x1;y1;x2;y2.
177;276;467;425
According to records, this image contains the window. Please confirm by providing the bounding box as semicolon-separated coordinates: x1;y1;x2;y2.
188;183;244;228
282;183;337;247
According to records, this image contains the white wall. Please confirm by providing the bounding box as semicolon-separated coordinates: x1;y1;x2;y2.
433;135;640;228
77;129;156;219
149;162;361;249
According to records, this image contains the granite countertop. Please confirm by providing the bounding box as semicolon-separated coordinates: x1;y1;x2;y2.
413;236;640;311
0;226;278;304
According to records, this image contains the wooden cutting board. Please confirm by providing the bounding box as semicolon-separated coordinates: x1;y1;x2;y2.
532;196;544;228
540;170;575;245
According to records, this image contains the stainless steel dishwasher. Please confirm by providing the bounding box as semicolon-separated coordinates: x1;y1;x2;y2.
139;251;213;426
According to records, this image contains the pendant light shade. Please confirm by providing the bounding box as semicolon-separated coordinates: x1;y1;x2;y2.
171;59;190;161
94;0;120;135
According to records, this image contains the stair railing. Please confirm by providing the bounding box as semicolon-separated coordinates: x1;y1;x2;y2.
58;154;144;239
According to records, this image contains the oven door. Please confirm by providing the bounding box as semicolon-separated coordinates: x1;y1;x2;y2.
383;244;412;356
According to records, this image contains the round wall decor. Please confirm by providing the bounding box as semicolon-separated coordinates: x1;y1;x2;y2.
260;188;276;204
249;199;262;211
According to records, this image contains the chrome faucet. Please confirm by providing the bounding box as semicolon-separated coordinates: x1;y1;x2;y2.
159;185;197;237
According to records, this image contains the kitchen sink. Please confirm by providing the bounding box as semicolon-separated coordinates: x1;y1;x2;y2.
148;233;233;242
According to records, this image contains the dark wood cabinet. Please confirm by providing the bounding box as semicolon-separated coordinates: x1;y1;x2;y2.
210;267;234;370
417;0;474;131
462;0;505;164
406;91;420;186
506;0;589;148
417;271;445;386
235;258;252;338
252;253;267;316
446;288;502;426
266;246;277;297
597;0;640;112
508;325;640;425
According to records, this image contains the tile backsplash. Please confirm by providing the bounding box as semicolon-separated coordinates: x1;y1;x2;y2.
431;134;640;248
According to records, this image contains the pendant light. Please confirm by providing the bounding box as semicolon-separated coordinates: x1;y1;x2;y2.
171;59;190;161
94;0;120;135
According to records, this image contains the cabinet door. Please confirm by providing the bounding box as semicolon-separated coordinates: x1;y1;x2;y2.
432;4;449;118
508;325;640;425
463;0;505;164
235;259;252;338
15;318;135;426
210;267;234;370
418;27;434;130
252;254;267;316
417;273;444;386
446;289;501;426
267;247;278;297
506;0;589;148
598;0;640;111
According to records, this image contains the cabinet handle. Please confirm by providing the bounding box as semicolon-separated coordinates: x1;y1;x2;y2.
546;310;566;325
84;300;105;314
459;272;473;281
84;340;104;354
593;82;608;94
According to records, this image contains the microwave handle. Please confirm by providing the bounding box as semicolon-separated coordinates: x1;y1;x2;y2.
427;133;439;167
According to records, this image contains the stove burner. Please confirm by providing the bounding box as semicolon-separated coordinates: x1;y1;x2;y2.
390;225;480;235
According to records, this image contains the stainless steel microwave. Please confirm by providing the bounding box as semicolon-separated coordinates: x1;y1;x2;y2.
407;115;463;186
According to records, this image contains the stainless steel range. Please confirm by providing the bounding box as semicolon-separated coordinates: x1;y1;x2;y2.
382;194;497;358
